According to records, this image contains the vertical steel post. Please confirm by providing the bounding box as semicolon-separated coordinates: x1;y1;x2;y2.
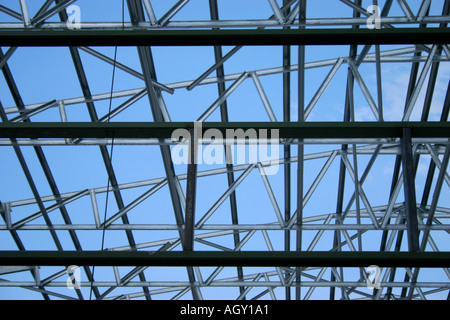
283;0;292;300
208;0;245;298
183;127;198;251
296;0;306;301
401;128;420;252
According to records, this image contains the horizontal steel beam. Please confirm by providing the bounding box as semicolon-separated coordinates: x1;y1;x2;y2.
2;16;450;29
0;251;448;267
1;280;449;289
0;122;449;139
2;223;449;231
1;138;449;146
0;28;448;46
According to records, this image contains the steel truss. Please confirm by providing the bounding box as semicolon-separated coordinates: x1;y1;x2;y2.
0;0;449;301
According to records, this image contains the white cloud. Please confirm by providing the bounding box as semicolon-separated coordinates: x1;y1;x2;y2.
381;64;411;121
381;60;450;121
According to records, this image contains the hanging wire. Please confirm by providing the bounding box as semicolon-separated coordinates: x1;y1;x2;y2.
89;0;124;300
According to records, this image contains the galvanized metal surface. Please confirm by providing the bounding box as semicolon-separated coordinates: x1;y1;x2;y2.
0;0;449;301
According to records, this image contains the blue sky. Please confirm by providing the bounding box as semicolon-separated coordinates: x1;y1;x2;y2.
0;0;449;300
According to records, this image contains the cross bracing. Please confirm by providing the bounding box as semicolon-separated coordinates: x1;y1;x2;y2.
0;0;449;301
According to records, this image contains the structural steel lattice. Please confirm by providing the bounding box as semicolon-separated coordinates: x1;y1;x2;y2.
0;0;449;300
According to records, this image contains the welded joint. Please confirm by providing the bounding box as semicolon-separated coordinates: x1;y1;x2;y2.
425;144;450;188
340;0;370;17
305;57;344;120
31;0;77;27
250;71;277;122
397;0;415;21
402;45;438;121
268;0;286;25
0;46;17;69
158;0;190;27
10;100;58;123
113;266;121;286
0;201;11;229
18;0;31;27
443;45;450;60
340;151;380;229
142;0;159;26
286;1;300;24
257;163;286;227
347;59;380;121
416;0;431;22
197;71;249;122
195;164;256;228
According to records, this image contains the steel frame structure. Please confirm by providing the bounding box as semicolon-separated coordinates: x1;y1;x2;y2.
0;0;449;301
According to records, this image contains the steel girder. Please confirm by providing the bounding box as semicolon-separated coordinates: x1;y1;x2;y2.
0;28;449;47
0;0;449;301
1;250;449;268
